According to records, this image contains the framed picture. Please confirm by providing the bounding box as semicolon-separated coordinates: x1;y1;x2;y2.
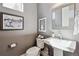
0;12;24;30
39;17;46;32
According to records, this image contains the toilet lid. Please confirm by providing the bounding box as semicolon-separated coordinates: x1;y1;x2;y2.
26;46;40;56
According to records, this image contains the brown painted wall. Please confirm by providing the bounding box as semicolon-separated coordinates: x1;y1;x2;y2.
0;33;37;56
0;3;37;56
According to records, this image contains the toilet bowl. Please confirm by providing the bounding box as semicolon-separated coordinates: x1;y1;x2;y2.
26;46;40;56
26;38;44;56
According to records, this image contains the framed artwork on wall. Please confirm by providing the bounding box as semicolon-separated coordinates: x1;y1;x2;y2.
0;12;24;30
39;17;46;32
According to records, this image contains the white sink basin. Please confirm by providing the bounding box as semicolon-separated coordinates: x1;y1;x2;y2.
44;37;76;53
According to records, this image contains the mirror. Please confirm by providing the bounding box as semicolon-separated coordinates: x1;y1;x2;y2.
52;4;74;30
52;8;62;29
62;4;74;29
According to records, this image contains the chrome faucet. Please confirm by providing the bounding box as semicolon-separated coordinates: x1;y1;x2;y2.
58;31;63;39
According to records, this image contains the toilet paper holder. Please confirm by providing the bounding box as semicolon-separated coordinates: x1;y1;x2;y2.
8;43;17;48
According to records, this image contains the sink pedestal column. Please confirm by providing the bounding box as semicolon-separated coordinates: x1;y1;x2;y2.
54;48;63;56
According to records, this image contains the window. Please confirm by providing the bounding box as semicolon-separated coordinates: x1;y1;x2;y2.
39;17;46;32
3;3;23;12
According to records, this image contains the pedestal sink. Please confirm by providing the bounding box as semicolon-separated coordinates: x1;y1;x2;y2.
44;37;76;53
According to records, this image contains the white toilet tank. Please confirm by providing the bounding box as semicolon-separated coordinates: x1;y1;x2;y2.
36;38;44;49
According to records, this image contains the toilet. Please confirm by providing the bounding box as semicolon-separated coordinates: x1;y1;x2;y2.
25;38;44;56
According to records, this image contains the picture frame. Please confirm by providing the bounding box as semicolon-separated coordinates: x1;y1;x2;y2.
39;17;46;32
0;12;24;30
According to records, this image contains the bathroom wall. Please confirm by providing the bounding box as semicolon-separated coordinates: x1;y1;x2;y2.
0;3;37;56
37;3;55;35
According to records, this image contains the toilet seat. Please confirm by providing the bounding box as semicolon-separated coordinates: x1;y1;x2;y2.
26;46;41;56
